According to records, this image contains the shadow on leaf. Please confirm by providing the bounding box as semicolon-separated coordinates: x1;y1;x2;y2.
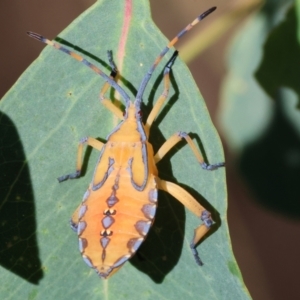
0;111;43;284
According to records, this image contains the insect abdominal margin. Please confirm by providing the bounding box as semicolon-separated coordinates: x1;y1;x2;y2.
28;6;224;279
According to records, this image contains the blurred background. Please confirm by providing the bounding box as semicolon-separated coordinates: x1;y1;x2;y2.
1;1;299;299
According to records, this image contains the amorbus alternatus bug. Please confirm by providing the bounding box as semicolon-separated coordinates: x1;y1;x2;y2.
28;6;224;279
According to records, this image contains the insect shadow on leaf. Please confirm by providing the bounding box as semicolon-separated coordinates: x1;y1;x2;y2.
0;111;43;284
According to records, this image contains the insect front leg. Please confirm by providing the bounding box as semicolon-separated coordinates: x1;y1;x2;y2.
144;51;178;136
99;50;124;120
154;131;225;170
58;137;104;182
157;179;212;266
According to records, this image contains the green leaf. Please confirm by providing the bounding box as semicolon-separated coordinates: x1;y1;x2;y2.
0;1;249;299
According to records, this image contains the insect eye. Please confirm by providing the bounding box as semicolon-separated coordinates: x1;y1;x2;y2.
137;110;142;117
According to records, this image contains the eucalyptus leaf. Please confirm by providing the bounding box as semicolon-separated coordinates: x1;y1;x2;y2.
0;1;249;299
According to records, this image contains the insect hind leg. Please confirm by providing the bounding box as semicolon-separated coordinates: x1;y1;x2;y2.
157;179;213;266
190;210;213;266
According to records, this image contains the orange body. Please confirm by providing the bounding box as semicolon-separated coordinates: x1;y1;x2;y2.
72;103;158;278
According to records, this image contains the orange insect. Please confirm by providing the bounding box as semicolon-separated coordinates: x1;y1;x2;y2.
28;6;224;279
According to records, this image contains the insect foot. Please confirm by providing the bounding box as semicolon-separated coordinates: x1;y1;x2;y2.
201;161;225;171
57;170;81;182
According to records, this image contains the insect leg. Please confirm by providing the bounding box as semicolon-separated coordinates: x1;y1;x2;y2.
99;51;124;120
154;132;225;170
58;137;104;182
145;51;178;136
157;178;212;266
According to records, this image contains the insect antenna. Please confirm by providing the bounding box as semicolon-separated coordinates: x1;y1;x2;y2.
27;32;131;106
135;6;216;108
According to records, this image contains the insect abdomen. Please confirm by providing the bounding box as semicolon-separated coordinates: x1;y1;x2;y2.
75;166;157;278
